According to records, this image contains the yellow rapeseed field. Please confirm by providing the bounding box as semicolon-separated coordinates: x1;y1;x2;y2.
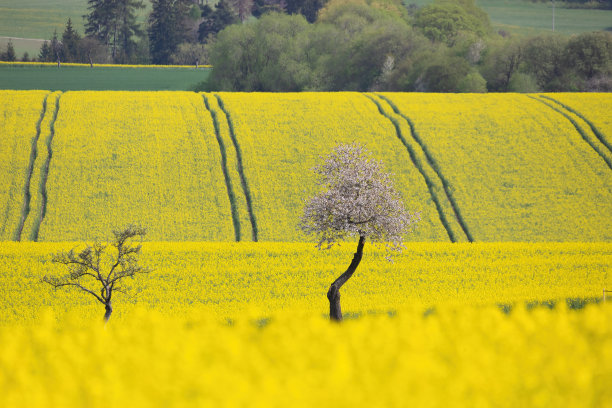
1;242;609;321
543;93;612;150
0;90;49;241
0;242;610;407
214;92;447;242
1;91;610;242
381;93;612;242
38;91;234;241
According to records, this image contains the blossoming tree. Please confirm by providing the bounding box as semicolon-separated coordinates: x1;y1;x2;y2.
300;143;420;321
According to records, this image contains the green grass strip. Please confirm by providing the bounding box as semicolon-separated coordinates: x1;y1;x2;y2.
214;94;259;242
539;95;612;156
202;94;241;242
363;93;457;243
373;93;474;243
30;92;61;241
529;95;612;171
13;93;50;241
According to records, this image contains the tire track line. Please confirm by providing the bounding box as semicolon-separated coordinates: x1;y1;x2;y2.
529;95;612;171
30;92;61;241
363;93;458;242
214;94;258;242
539;95;612;156
13;93;50;241
375;94;474;242
202;94;241;241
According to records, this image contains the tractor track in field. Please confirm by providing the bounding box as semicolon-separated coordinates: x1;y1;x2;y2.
30;92;61;241
529;95;612;171
203;94;241;242
364;93;463;243
13;92;50;241
368;93;474;242
539;95;612;157
214;94;259;242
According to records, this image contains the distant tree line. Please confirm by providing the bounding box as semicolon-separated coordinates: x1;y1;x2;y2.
207;0;612;92
0;0;610;92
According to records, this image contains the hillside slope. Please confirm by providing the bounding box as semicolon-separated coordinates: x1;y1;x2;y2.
0;91;610;242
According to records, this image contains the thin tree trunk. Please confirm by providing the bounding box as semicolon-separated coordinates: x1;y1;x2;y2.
327;235;366;322
104;302;112;322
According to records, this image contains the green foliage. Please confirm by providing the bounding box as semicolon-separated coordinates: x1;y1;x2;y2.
1;39;16;62
198;0;240;42
508;72;539;92
522;34;568;90
209;13;312;91
565;31;612;79
457;70;487;92
61;18;81;62
414;0;491;45
148;0;192;64
84;0;146;63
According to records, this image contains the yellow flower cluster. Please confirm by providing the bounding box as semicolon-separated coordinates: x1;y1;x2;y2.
0;61;211;69
0;242;610;407
381;93;612;241
0;303;610;407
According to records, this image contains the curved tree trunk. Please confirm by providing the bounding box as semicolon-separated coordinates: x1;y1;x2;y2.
104;302;112;323
327;235;366;321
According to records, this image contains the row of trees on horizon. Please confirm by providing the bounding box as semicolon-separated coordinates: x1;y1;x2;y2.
0;0;611;92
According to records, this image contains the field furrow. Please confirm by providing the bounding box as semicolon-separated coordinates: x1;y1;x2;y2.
366;93;467;242
214;94;259;241
540;93;612;156
375;94;475;243
14;92;50;241
37;91;234;241
30;92;61;241
0;90;49;240
216;92;447;242
381;93;612;241
204;94;253;242
203;94;241;241
530;95;612;170
22;91;61;241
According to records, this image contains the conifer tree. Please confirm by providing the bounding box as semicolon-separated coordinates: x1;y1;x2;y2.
84;0;145;62
148;0;192;64
3;39;16;61
62;18;82;62
38;41;53;62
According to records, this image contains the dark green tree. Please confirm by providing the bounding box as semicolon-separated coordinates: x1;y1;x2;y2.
414;0;490;45
50;30;63;63
38;41;53;62
564;31;612;79
522;34;567;90
2;39;16;61
149;0;192;64
62;18;82;62
285;0;326;23
84;0;145;63
198;0;239;43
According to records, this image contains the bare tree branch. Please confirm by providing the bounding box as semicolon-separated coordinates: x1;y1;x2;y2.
42;225;149;322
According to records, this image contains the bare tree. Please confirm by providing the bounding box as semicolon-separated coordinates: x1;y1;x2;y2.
42;225;150;322
300;143;420;321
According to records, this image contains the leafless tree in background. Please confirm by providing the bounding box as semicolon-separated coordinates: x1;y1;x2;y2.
300;143;420;321
43;225;150;322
